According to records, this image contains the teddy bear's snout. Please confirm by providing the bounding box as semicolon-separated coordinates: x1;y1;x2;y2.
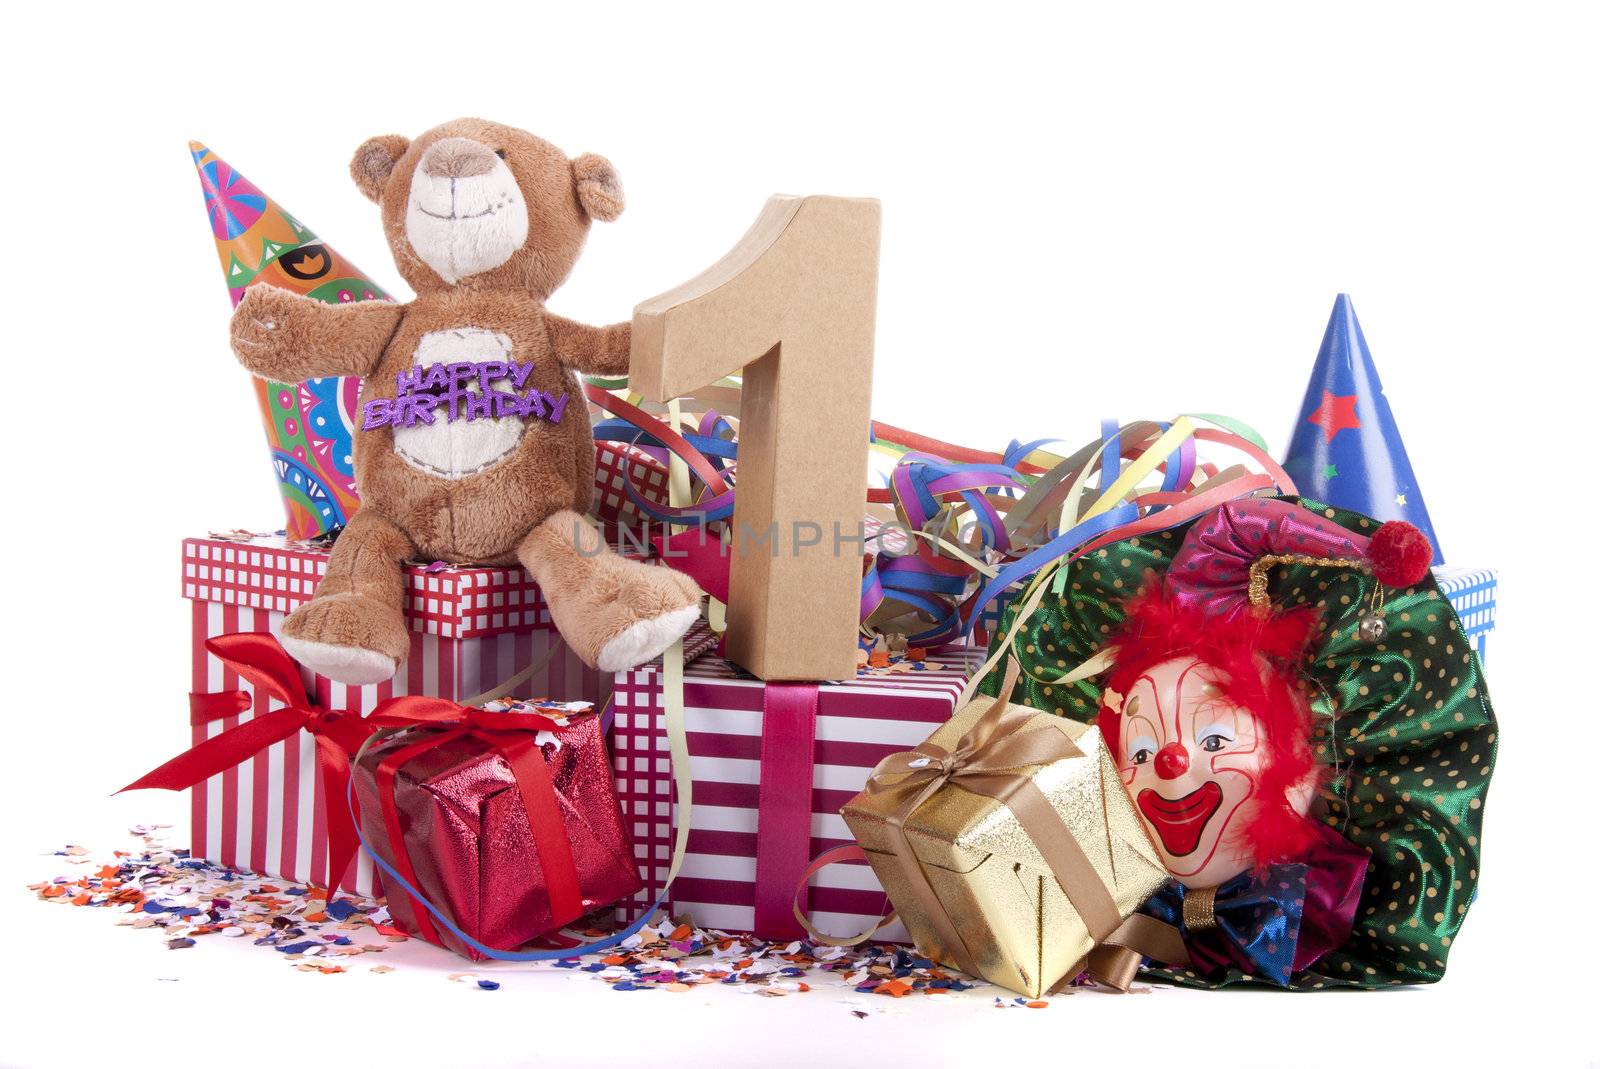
420;137;500;180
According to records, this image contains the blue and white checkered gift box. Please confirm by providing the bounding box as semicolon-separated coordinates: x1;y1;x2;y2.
1431;565;1498;663
973;565;1498;663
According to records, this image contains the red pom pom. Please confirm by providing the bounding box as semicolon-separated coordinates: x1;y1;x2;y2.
1369;521;1431;588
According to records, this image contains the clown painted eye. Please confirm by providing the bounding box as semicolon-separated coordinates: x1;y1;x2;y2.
1198;724;1235;753
1127;735;1158;765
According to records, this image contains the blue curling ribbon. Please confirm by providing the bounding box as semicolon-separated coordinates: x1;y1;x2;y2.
899;463;944;524
1001;437;1069;470
903;503;1142;645
593;422;739;465
894;589;963;643
1100;419;1121;491
878;558;968;596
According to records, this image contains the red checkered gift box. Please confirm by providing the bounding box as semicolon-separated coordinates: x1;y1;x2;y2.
610;643;989;941
181;533;618;897
593;439;671;536
174;437;672;896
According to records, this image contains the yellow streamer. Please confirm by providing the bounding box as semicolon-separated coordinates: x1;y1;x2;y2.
660;639;692;891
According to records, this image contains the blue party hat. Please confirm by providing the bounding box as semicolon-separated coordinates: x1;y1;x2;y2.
1282;294;1444;565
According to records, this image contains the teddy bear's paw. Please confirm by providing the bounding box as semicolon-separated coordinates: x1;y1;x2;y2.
585;562;702;669
279;593;407;685
594;604;702;673
279;635;399;686
229;287;305;375
613;561;703;617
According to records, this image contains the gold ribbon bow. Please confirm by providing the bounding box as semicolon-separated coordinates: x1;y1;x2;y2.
862;659;1188;989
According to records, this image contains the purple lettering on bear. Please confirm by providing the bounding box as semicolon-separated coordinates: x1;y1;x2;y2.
440;388;475;422
408;395;440;426
395;366;425;394
363;361;569;431
361;398;394;430
421;363;450;391
512;390;546;421
477;361;509;392
544;390;570;424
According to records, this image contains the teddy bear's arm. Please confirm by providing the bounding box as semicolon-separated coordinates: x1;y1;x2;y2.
230;286;405;383
545;315;632;378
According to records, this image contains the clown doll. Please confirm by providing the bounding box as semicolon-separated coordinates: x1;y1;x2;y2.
987;496;1496;988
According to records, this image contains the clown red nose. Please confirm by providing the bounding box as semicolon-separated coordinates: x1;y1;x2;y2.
1153;743;1190;780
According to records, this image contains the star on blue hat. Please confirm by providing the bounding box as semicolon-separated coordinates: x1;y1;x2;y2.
1282;294;1444;565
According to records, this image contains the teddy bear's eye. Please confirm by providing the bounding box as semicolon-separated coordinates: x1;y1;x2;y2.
494;149;506;160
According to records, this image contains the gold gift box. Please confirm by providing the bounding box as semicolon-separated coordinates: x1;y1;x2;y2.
841;692;1170;998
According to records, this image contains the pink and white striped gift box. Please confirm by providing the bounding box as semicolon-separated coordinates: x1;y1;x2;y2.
182;536;612;897
610;644;989;940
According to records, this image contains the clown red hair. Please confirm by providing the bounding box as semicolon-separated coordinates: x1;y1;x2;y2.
1098;581;1323;868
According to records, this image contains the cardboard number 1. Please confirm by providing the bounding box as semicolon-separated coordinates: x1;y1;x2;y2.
631;195;881;681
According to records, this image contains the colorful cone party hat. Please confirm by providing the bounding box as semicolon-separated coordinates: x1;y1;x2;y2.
1282;294;1444;565
190;142;393;539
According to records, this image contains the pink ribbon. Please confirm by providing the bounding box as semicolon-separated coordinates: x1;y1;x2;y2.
752;683;821;939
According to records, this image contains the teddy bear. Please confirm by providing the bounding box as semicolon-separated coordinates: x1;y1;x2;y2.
228;117;702;685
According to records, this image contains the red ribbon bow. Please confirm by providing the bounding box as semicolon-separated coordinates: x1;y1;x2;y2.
357;695;587;951
120;632;377;893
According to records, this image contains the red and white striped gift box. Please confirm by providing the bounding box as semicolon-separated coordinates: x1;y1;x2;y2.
182;535;612;896
610;644;989;940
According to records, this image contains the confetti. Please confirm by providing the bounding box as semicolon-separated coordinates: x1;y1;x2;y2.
537;922;1012;1002
325;899;362;922
25;828;396;976
855;635;943;676
24;830;1132;1006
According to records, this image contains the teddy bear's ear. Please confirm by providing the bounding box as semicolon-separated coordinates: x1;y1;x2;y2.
350;135;411;203
572;153;624;222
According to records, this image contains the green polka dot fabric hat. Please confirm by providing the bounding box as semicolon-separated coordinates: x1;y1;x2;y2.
983;495;1496;989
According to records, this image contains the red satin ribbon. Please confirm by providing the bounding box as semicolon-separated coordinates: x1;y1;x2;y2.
361;696;586;949
651;528;732;604
120;632;376;893
752;683;821;939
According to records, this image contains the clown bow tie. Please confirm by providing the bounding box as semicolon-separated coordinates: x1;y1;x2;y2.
1140;866;1311;986
1140;823;1369;986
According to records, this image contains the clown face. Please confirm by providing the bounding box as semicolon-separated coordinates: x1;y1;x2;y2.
1107;655;1310;888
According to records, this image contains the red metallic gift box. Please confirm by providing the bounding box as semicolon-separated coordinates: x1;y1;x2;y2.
352;702;642;959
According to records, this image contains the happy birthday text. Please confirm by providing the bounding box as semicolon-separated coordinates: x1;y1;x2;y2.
360;360;569;430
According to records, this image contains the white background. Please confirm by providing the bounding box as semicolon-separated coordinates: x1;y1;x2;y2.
3;2;1596;1066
